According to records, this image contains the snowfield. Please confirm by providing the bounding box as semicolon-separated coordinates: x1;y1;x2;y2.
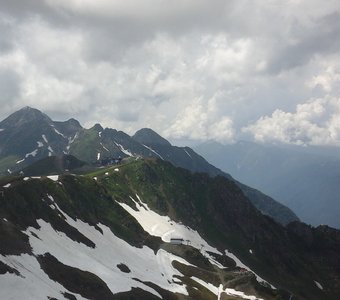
0;195;193;299
0;188;272;300
0;254;87;300
118;195;223;265
119;194;273;292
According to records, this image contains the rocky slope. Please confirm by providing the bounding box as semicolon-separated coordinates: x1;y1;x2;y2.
0;107;298;226
1;158;339;299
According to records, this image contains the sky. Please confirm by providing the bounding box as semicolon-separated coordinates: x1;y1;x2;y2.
1;0;340;146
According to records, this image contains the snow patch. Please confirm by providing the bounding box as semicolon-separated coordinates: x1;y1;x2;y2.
0;129;4;132
101;142;109;152
114;168;119;172
93;177;97;181
249;249;253;254
114;142;134;157
52;126;66;138
37;141;44;147
314;280;323;290
191;278;263;300
3;183;11;188
191;277;218;295
118;195;223;267
25;207;192;298
183;149;192;158
3;218;8;222
225;250;274;288
23;177;30;181
0;254;87;300
47;175;59;181
97;153;101;161
143;144;164;160
16;158;25;164
25;149;38;158
7;169;12;174
42;134;48;143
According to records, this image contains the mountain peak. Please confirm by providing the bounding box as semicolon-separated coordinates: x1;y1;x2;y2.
133;128;171;146
91;123;104;132
0;106;52;128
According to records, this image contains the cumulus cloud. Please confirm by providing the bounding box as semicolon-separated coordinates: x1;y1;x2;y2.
0;0;340;145
243;97;340;146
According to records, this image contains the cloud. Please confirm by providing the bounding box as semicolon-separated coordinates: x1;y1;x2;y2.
0;0;340;145
165;97;235;143
243;97;340;146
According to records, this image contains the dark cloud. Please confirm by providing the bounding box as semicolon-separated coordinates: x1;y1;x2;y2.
0;0;340;145
0;68;21;117
267;12;340;74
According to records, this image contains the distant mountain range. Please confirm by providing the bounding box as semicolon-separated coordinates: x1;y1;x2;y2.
1;157;340;299
194;140;340;229
0;107;298;225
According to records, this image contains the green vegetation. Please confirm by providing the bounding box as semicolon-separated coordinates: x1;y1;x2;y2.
69;128;100;162
0;155;18;175
1;158;340;299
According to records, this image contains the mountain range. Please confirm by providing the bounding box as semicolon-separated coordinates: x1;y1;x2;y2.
1;107;340;299
0;107;298;226
1;157;340;299
194;141;340;229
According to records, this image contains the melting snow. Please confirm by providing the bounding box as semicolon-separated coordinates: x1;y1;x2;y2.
24;204;192;298
118;195;223;267
183;149;192;158
191;277;218;295
26;149;38;158
0;254;87;300
100;143;109;152
47;175;59;181
191;278;263;300
42;134;48;143
314;281;323;290
225;250;274;288
114;142;133;157
143;144;164;160
51;126;66;138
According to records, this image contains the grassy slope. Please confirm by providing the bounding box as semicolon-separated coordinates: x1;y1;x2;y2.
1;159;339;299
95;158;339;300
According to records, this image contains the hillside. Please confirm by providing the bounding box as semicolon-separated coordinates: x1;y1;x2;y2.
194;141;340;229
1;158;339;299
0;107;298;226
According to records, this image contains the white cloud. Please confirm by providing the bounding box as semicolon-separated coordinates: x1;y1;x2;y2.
244;97;340;146
1;0;340;146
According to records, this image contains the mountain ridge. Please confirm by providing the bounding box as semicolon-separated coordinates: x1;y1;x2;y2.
0;107;298;225
0;158;339;299
194;140;340;229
